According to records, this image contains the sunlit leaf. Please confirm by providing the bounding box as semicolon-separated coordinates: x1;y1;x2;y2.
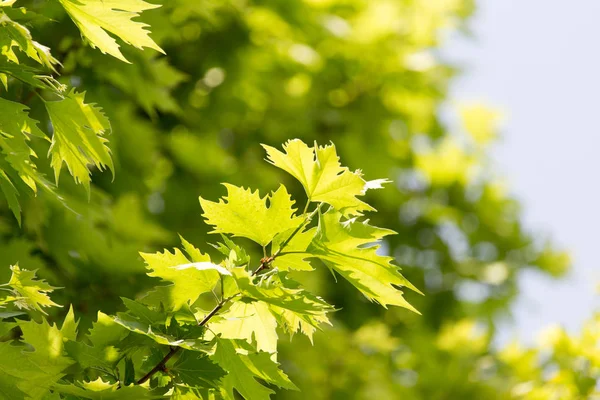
58;0;163;62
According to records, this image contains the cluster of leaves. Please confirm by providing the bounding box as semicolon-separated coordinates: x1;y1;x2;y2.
0;0;586;399
0;0;163;222
0;139;418;399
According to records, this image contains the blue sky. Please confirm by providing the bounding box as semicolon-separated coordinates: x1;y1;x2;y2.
445;0;600;343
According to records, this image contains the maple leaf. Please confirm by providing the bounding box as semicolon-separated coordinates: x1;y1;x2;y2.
309;209;421;312
0;316;75;398
228;268;333;341
58;0;164;63
210;300;278;354
0;11;59;70
113;299;212;352
211;339;297;400
0;97;53;223
45;90;114;193
263;139;372;216
200;184;303;247
6;264;60;314
0;58;64;92
271;226;316;271
65;311;129;370
170;350;226;390
141;238;230;311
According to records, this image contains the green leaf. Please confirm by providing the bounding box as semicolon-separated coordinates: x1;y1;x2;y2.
263;139;371;215
180;236;211;263
211;235;250;268
45;90;114;192
235;340;297;391
141;240;229;311
0;98;48;155
61;305;79;341
7;264;60;314
0;341;66;400
211;339;296;400
65;311;129;370
113;299;212;352
170;350;226;389
18;317;74;370
0;312;23;321
0;58;64;91
228;268;332;340
0;168;20;223
65;340;117;371
171;386;207;400
88;311;131;348
210;300;278;354
200;184;303;247
0;11;59;70
0;97;54;221
232;268;332;316
0;317;74;398
0;371;27;400
54;377;164;399
271;226;316;271
58;0;164;63
309;209;420;312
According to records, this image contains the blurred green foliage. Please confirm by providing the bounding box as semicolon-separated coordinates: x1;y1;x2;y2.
0;0;596;399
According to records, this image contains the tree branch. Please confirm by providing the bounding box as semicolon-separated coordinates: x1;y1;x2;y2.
136;346;178;385
136;294;236;385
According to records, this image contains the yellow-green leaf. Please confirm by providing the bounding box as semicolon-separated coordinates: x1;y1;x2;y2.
58;0;163;63
7;265;60;314
309;210;420;312
210;300;278;354
140;238;228;311
263;139;372;216
45;90;114;193
200;184;303;247
0;11;59;70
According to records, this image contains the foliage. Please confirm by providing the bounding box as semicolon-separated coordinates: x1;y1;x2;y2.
0;139;417;398
0;0;590;399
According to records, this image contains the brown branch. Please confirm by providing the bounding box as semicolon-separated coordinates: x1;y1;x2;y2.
252;255;274;276
136;346;179;385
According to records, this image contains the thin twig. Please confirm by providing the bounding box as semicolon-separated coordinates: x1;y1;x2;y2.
136;346;179;385
251;204;322;276
252;255;274;276
136;294;236;385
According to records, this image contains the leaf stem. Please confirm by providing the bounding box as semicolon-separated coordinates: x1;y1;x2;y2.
252;204;322;276
302;200;311;215
274;204;322;258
